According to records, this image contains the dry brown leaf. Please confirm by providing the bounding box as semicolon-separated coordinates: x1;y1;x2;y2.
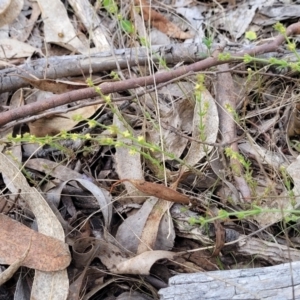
0;233;31;286
0;214;70;271
0;38;40;58
114;114;148;204
24;158;83;182
10;0;41;42
115;197;175;253
110;250;176;275
145;83;195;164
184;89;218;164
13;75;87;94
0;0;23;27
28;102;102;136
217;0;236;5
137;199;174;254
37;0;88;53
287;104;300;157
211;218;225;257
68;267;104;300
24;159;112;227
136;0;193;39
68;0;110;51
115;179;190;204
73;237;176;275
0;153;69;299
72;237;130;270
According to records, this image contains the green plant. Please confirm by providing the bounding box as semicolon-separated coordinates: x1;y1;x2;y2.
101;0;135;34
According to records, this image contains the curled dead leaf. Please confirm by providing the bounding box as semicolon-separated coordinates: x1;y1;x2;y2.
110;250;176;275
0;0;24;27
113;179;190;204
0;214;71;271
136;0;193;39
13;75;87;94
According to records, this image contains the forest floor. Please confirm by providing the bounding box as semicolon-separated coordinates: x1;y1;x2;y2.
1;0;300;299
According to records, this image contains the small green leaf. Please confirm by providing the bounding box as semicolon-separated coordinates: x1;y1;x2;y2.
218;209;228;219
287;42;296;52
243;54;253;63
273;22;286;34
120;19;134;34
139;37;150;47
218;53;231;61
102;0;118;14
245;31;257;41
202;36;213;50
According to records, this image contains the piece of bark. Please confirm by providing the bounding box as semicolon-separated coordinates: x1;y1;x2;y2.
159;261;300;299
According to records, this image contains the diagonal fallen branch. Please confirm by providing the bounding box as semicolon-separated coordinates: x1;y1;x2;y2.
0;22;299;127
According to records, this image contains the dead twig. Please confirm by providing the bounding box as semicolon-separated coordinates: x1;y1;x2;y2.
0;22;299;127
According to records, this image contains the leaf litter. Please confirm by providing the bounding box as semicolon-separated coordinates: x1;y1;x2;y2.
1;0;300;299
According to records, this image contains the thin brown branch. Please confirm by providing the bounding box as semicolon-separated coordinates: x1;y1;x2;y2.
0;22;299;127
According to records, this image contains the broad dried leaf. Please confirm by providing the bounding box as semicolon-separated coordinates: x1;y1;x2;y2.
25;158;112;227
137;199;175;254
116;197;158;253
0;233;30;286
251;191;290;226
110;250;176;275
0;38;40;58
72;237;129;270
116;197;175;253
0;0;23;27
175;4;205;41
235;142;293;226
73;237;176;275
25;159;112;228
239;141;291;169
208;0;258;39
25;158;83;183
0;214;70;271
287;156;300;208
122;179;190;204
9;0;41;42
28;102;102;136
74;178;112;228
145;83;195;163
182;88;218;170
0;0;11;12
136;0;193;39
171;204;213;245
0;154;69;300
68;0;110;51
36;0;88;53
14;75;87;94
114;114;148;204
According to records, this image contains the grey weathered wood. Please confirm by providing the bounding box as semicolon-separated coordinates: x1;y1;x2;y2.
0;43;294;93
158;261;300;300
0;43;208;93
